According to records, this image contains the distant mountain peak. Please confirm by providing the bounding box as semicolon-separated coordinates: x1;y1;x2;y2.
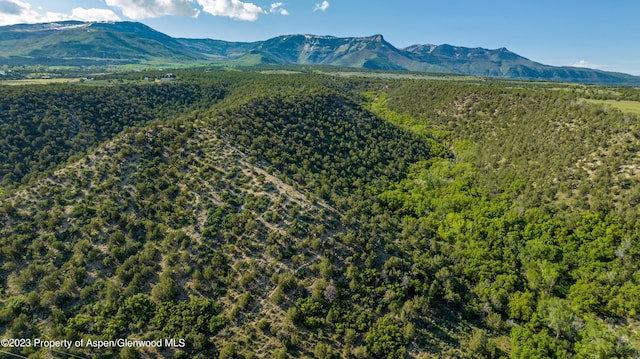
285;34;385;42
303;34;336;39
44;21;93;31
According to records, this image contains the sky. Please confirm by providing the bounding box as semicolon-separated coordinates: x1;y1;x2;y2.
1;0;639;75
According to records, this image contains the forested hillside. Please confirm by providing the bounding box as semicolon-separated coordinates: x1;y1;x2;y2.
1;70;640;358
0;78;228;187
380;81;640;218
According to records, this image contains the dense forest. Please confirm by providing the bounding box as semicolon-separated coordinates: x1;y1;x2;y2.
1;69;640;358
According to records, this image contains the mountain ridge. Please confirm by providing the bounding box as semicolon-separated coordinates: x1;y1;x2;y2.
1;20;639;84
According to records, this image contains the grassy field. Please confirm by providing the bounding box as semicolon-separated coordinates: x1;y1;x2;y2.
0;78;82;85
258;69;303;75
0;77;161;86
326;70;483;81
584;98;640;115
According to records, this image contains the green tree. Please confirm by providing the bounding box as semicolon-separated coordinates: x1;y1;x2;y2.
365;315;408;359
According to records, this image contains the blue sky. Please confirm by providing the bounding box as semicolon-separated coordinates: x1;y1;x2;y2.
1;0;639;75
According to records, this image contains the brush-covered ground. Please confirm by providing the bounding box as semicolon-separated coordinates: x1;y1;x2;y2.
1;69;640;358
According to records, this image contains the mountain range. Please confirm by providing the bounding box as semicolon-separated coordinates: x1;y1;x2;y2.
0;20;639;85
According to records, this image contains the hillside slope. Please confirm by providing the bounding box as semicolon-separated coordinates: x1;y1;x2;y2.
0;79;444;358
1;122;346;358
402;44;639;84
380;80;640;217
0;21;206;65
0;80;228;187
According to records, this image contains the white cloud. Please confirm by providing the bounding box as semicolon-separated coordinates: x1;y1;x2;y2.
0;0;22;15
571;60;606;70
313;1;329;12
196;0;264;21
71;8;121;22
105;0;200;19
269;2;289;15
0;0;280;25
106;0;269;21
0;0;120;25
0;0;37;25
